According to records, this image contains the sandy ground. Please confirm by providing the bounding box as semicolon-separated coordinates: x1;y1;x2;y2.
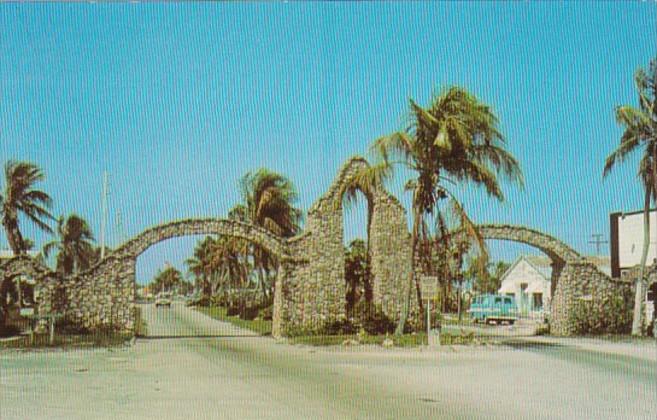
1;303;655;420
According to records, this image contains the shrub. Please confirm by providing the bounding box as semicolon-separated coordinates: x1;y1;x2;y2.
258;306;273;321
320;318;357;335
193;295;212;307
569;294;632;335
0;324;20;338
54;317;90;334
352;302;395;335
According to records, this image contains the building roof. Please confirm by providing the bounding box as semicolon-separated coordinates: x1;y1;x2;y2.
500;254;612;283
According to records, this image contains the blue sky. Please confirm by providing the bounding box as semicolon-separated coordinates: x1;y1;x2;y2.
1;3;655;284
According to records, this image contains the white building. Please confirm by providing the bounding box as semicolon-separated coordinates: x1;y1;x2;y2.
610;209;657;278
498;255;612;319
610;209;657;332
498;256;552;318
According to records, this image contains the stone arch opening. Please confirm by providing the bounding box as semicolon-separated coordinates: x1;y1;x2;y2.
44;218;299;337
474;224;581;301
342;187;374;317
288;157;416;332
113;218;292;262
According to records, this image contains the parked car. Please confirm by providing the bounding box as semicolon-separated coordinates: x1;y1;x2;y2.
468;294;518;325
155;293;172;308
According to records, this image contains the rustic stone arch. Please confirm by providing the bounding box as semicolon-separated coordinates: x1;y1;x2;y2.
1;255;54;282
476;224;581;263
39;218;303;337
111;218;295;261
473;224;631;335
36;159;631;337
279;157;416;333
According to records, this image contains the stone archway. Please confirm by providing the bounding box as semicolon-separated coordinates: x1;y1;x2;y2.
43;218;303;337
2;255;59;315
41;158;631;338
472;224;631;335
279;157;417;334
35;158;416;338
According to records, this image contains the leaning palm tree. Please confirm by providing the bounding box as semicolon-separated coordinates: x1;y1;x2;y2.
604;57;657;336
43;214;96;275
237;170;303;296
0;161;54;255
353;86;523;334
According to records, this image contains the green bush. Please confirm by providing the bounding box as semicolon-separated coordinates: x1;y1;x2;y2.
569;295;632;335
258;306;273;321
320;319;357;335
352;302;395;335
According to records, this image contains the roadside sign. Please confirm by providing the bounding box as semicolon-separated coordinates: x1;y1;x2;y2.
420;276;438;300
420;276;441;348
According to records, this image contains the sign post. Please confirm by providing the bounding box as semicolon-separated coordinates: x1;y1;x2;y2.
420;276;440;347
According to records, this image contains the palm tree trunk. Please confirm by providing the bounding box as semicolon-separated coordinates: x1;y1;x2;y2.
632;187;651;335
2;215;25;256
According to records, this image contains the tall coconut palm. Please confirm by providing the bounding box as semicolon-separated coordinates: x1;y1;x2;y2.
0;161;54;255
43;214;96;276
237;169;303;296
355;86;523;334
187;235;252;297
604;57;657;336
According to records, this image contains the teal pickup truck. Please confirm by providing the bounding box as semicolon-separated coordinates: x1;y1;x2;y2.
468;294;518;325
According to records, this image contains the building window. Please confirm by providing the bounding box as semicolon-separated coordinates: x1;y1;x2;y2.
533;293;543;309
648;283;657;303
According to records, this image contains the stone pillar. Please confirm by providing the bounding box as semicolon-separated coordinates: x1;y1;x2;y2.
550;263;574;335
271;261;289;338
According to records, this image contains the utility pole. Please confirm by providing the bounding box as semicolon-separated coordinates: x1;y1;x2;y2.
100;171;109;259
116;208;126;244
589;233;608;255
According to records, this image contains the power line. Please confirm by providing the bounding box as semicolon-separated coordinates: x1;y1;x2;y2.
100;171;109;259
588;233;608;255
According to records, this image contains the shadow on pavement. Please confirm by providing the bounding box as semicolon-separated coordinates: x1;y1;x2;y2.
139;334;267;340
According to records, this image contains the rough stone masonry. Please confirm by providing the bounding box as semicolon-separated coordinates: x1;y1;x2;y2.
4;157;630;337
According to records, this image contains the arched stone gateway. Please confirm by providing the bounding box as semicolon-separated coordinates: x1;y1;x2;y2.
1;256;60;311
34;158;416;338
474;224;632;335
279;157;417;334
30;157;630;337
37;218;304;337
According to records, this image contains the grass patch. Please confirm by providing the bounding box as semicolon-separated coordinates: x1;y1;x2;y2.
290;331;485;347
195;306;272;336
0;330;132;350
578;334;656;343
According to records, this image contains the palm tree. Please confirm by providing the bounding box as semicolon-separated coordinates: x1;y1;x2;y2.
237;169;303;296
354;86;523;334
604;57;657;336
43;214;96;275
151;266;184;296
0;161;54;255
187;235;252;297
344;238;370;315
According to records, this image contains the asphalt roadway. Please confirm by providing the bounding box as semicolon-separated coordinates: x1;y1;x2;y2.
1;303;655;419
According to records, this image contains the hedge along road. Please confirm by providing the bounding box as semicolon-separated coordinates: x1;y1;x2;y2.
1;303;655;420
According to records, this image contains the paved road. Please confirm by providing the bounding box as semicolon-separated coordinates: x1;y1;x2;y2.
1;303;655;420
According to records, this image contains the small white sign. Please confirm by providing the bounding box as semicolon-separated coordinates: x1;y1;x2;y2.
420;276;438;300
428;328;441;347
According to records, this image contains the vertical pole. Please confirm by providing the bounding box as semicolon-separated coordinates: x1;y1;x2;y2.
100;171;109;259
49;317;55;345
426;298;430;345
